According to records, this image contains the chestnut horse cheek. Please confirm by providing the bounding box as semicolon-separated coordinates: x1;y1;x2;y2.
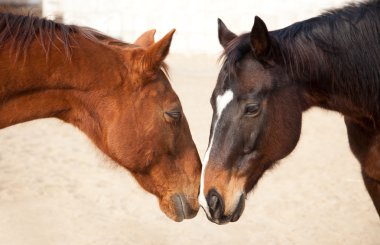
102;87;201;222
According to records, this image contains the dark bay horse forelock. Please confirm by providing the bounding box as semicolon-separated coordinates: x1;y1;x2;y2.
0;11;201;222
200;0;380;224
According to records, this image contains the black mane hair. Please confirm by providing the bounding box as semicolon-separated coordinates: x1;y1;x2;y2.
222;0;380;116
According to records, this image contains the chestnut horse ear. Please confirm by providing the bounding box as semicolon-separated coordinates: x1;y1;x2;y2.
250;16;271;58
144;29;175;68
134;29;156;48
218;18;237;49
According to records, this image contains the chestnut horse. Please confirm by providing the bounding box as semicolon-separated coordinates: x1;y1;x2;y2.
0;11;201;222
199;0;380;224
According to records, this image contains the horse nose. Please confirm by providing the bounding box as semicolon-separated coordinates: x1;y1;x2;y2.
172;193;199;221
207;189;225;220
230;193;245;222
206;189;245;224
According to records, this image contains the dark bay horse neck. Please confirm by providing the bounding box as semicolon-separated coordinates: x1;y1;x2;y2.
272;0;380;124
201;0;380;224
0;12;201;222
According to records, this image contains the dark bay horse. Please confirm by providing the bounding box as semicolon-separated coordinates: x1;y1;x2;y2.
0;11;201;222
199;0;380;224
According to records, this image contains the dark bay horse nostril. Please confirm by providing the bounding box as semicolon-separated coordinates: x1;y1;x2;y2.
207;189;225;220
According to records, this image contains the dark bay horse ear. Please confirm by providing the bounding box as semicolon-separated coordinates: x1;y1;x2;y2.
134;29;156;48
144;29;175;69
218;18;237;49
250;16;271;58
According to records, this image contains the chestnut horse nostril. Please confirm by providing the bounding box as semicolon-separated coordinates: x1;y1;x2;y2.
172;193;199;221
207;189;225;220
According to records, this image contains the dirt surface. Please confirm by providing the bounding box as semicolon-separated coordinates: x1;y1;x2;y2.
0;55;379;244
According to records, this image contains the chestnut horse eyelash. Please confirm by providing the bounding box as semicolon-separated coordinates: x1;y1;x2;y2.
165;111;181;120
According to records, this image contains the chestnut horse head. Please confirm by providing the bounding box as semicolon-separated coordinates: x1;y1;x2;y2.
109;30;202;221
199;17;303;224
0;12;201;221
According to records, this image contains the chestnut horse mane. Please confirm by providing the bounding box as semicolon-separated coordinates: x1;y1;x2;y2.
0;9;130;60
0;10;170;77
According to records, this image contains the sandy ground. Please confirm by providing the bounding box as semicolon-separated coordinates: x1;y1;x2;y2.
0;54;379;245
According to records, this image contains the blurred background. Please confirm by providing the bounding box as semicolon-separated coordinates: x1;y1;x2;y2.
0;0;359;54
0;0;379;244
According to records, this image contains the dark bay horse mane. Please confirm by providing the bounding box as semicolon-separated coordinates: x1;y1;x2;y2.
222;0;380;118
0;10;130;60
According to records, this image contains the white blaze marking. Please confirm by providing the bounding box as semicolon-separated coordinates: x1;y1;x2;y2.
199;90;234;215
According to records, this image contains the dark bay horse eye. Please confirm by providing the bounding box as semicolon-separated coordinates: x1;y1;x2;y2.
244;103;261;116
165;111;182;120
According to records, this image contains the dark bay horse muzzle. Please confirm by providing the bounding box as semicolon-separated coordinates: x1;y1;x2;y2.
206;189;246;224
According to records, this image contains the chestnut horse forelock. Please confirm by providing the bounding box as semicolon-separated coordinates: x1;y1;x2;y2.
0;11;201;222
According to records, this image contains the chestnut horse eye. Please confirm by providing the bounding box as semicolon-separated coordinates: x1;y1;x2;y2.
165;111;182;120
244;103;260;116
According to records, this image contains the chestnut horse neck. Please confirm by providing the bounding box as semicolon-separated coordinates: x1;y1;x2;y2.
0;12;129;142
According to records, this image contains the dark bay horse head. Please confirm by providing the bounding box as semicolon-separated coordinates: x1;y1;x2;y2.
199;17;303;224
0;12;201;222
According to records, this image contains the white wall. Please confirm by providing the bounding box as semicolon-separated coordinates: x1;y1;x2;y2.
0;0;40;4
43;0;355;55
